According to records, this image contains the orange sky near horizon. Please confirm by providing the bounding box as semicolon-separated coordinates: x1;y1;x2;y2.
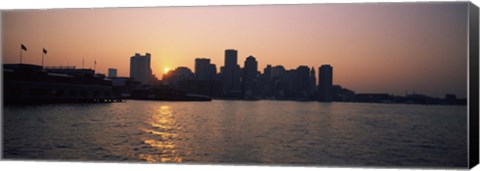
2;3;469;98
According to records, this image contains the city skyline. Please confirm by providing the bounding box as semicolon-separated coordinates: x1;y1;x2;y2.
2;3;468;98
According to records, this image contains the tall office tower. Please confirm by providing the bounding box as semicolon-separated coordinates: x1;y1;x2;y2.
271;65;286;80
219;66;225;79
318;64;333;102
242;56;258;97
264;65;272;80
295;65;310;93
210;64;217;80
222;49;241;93
108;68;117;78
309;67;317;94
233;64;241;91
130;53;153;85
195;58;216;81
285;69;297;92
258;65;273;97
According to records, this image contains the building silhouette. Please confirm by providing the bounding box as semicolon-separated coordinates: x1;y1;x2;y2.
222;49;241;96
271;65;286;79
195;58;217;81
263;65;272;80
136;48;460;104
163;66;194;88
270;65;286;97
4;64;119;104
130;53;154;85
309;67;317;95
284;69;297;96
318;64;333;102
333;85;355;102
108;68;117;78
242;55;258;98
258;65;273;98
295;65;310;97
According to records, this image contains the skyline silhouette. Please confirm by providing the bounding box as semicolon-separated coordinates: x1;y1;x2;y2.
2;2;469;98
3;48;466;105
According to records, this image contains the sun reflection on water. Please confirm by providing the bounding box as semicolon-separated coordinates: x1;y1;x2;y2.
150;122;174;130
141;128;177;139
138;105;183;163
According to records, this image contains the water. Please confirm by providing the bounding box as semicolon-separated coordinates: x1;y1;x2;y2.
2;100;468;168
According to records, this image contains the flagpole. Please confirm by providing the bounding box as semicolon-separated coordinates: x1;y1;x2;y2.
42;53;44;68
19;48;22;64
20;44;26;64
42;48;47;68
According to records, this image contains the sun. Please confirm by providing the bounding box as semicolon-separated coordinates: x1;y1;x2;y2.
164;67;171;73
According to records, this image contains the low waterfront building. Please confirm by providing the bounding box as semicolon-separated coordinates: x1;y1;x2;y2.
4;64;121;104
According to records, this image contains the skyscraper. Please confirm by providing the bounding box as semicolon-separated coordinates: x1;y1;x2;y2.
242;55;258;97
222;49;241;94
259;65;273;97
225;49;237;69
318;64;333;102
271;65;286;80
130;53;153;85
195;58;216;81
271;65;286;93
309;67;317;94
295;65;310;93
263;64;272;80
209;64;218;80
284;69;297;92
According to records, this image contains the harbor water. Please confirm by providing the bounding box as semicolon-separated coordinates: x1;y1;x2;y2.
3;100;468;168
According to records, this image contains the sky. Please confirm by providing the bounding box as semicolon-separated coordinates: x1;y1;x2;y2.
2;2;469;98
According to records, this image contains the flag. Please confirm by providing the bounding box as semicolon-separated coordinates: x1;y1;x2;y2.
21;44;27;51
43;48;47;54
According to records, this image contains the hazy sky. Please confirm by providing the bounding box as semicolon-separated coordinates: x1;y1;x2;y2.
2;2;468;98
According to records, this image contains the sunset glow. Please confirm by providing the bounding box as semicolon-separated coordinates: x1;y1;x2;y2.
2;3;468;97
